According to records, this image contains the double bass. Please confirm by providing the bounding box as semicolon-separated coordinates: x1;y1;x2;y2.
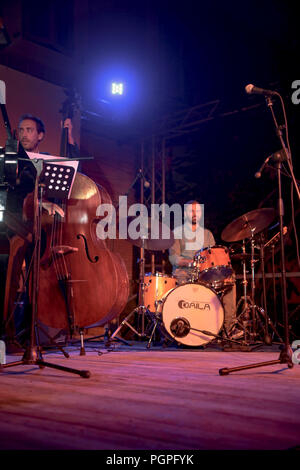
32;93;129;335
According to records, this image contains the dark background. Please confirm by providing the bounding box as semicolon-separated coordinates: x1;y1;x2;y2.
77;0;300;237
1;0;299;238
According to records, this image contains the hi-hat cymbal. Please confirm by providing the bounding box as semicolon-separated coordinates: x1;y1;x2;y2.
120;217;174;251
221;208;276;242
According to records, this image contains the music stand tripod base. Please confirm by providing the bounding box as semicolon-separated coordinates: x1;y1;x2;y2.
0;359;90;378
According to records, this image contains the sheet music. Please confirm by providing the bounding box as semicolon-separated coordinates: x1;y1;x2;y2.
26;152;79;198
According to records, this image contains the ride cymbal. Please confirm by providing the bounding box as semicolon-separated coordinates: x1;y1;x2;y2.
221;208;276;242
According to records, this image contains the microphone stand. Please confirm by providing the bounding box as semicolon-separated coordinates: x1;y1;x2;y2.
219;95;296;375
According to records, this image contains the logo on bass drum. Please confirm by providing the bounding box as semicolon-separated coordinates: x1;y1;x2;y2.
178;300;210;310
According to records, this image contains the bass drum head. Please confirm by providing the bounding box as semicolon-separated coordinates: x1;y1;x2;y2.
161;282;224;347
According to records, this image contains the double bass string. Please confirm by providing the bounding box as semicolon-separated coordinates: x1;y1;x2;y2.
50;206;68;282
59;200;69;280
50;212;60;280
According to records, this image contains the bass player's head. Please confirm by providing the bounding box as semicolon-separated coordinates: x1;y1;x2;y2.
18;114;45;153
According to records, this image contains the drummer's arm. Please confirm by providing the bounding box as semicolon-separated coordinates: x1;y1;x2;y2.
169;239;193;268
206;229;216;247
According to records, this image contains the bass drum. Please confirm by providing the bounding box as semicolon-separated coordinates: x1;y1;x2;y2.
158;282;224;347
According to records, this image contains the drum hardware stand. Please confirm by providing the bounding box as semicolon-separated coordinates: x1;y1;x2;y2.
75;323;131;354
228;233;283;348
226;238;259;344
249;228;259;337
146;300;167;349
264;230;282;327
257;229;287;344
0;158;90;378
259;229;287;342
271;241;279;327
146;313;160;348
107;237;152;346
264;227;288;333
258;232;271;343
220;94;298;375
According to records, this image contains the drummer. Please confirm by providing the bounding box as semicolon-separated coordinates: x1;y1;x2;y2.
168;200;237;336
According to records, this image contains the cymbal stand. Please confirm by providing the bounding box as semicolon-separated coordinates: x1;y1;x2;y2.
258;233;284;344
259;233;271;342
229;239;254;343
229;222;261;341
265;226;287;330
249;229;258;336
270;242;278;325
230;236;282;346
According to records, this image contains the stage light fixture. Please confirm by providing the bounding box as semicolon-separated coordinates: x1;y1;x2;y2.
111;82;124;95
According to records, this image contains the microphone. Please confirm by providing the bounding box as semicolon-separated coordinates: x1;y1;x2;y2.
245;84;277;97
255;155;272;178
255;149;286;178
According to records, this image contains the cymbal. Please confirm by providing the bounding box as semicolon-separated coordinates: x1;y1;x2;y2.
221;208;276;242
120;217;174;251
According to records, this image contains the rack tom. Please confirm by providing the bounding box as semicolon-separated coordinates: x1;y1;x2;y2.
193;245;233;289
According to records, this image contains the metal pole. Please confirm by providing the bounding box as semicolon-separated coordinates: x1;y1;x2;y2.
162;138;166;274
140;141;145;335
151;135;155;274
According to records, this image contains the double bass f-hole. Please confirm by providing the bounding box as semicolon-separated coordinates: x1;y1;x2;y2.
77;234;99;263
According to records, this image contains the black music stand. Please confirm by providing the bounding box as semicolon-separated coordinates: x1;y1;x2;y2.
219;93;299;375
0;158;90;378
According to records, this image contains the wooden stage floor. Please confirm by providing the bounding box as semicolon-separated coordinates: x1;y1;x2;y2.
0;340;300;451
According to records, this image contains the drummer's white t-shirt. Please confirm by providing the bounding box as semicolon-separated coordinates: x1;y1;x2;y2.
169;224;215;283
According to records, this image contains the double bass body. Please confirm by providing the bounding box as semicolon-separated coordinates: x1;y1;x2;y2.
36;172;129;332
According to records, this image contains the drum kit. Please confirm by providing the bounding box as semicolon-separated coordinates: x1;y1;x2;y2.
109;207;282;350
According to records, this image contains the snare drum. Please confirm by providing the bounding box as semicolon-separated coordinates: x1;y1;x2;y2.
157;282;224;347
193;245;233;286
143;272;177;312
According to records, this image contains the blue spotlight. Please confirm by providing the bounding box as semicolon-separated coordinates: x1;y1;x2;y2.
111;82;124;95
